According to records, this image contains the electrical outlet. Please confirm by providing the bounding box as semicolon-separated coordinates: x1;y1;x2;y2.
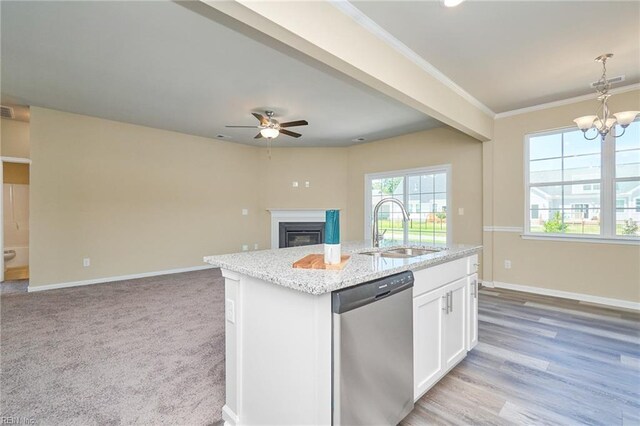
242;209;248;216
83;258;91;267
225;299;235;323
242;245;249;251
504;260;512;269
458;207;464;215
305;181;310;188
254;243;259;250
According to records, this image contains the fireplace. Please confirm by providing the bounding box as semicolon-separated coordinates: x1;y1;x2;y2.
279;222;325;248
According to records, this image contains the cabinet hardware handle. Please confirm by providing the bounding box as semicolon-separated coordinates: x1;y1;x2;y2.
450;291;453;313
474;280;478;299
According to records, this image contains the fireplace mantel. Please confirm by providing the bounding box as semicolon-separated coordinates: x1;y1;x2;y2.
268;209;339;249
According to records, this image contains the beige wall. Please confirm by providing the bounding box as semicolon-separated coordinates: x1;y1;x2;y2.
28;108;480;289
1;118;30;158
486;89;640;302
258;147;349;243
29;107;265;287
345;127;483;247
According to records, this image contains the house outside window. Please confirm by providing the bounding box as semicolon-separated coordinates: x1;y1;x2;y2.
365;165;451;246
525;120;639;240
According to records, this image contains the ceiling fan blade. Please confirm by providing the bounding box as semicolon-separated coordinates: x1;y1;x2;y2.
252;113;269;126
280;120;308;128
226;125;259;128
254;132;263;139
279;129;302;138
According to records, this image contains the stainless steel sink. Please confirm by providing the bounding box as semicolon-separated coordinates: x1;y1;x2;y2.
385;248;440;256
360;247;440;258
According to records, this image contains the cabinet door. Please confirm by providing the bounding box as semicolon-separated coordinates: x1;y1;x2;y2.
413;286;446;400
467;274;478;350
443;277;467;370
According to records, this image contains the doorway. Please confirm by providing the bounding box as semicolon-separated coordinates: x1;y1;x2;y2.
1;158;30;284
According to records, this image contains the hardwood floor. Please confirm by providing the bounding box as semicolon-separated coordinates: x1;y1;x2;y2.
5;266;29;281
401;287;640;425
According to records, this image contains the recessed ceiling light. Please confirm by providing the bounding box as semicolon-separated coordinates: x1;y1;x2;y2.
443;0;465;7
352;137;367;142
216;134;232;139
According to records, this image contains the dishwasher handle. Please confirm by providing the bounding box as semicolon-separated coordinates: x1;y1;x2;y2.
332;271;414;314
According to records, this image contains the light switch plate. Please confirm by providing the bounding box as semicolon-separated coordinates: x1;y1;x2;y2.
292;181;299;187
242;245;249;251
242;209;248;216
458;208;464;215
83;258;90;267
504;260;512;269
305;181;310;188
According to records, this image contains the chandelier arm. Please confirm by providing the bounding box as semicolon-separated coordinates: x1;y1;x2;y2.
610;125;627;139
582;129;600;141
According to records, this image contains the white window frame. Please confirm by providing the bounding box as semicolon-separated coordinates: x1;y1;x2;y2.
364;165;452;247
523;124;639;244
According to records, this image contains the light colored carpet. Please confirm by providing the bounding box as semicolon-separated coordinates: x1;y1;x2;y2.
1;269;225;425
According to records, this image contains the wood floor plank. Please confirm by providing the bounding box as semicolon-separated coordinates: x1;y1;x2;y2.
404;287;640;425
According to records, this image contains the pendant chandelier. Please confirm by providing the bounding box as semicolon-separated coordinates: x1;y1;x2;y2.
573;53;639;142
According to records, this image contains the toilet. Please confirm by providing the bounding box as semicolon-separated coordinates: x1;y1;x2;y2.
4;250;16;262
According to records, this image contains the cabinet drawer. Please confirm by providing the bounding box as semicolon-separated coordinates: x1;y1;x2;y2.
413;257;468;298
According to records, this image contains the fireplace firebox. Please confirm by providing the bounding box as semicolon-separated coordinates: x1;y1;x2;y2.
279;222;325;248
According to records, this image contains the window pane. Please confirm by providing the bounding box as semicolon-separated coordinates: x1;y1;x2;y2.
616;180;640;235
564;153;601;181
530;133;561;160
371;177;404;197
420;174;434;193
369;171;447;245
530;185;562;211
408;175;421;194
564;129;600;157
616;120;640;151
564;209;600;235
530;158;562;183
407;194;421;214
616;149;640;179
616;209;640;236
434;173;447;192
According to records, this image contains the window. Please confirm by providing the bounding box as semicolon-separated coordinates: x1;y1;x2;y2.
525;120;640;240
365;166;451;246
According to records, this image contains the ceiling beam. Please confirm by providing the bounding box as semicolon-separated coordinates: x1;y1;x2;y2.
196;0;493;142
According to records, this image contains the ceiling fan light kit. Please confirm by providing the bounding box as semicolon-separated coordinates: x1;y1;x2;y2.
573;53;639;142
226;110;308;141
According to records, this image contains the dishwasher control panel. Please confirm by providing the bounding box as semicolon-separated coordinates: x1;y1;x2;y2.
332;271;414;314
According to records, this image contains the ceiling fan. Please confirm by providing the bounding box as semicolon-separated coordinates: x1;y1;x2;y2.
226;110;308;139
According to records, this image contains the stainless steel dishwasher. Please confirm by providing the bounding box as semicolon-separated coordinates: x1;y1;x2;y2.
332;271;414;425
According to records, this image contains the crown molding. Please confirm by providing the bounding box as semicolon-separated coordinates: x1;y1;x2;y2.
329;0;495;118
495;83;640;119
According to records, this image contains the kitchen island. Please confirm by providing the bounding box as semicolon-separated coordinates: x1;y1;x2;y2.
204;241;481;426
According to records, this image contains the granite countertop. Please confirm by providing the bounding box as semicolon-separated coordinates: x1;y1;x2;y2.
203;241;481;295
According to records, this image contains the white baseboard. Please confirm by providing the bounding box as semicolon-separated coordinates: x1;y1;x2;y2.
484;280;640;311
27;264;218;292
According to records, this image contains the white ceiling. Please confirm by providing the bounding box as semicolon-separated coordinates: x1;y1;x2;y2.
0;1;441;147
350;0;640;113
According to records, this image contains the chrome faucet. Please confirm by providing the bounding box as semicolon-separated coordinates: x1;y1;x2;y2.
372;198;410;247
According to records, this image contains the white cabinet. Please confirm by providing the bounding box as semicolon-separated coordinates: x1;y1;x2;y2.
443;277;467;369
413;277;468;400
467;273;479;350
413;286;445;399
412;254;478;401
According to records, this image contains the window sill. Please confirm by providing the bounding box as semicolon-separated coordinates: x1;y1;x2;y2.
521;234;640;245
